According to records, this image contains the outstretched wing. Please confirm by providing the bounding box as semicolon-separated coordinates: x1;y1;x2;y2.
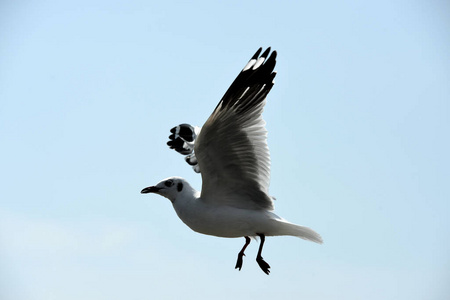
195;48;277;210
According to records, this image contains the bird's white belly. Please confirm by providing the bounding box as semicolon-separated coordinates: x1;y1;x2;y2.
173;202;277;238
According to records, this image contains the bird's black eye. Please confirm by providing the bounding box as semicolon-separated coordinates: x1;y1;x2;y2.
165;180;174;187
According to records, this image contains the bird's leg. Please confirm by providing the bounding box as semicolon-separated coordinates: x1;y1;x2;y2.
235;236;251;271
256;233;271;275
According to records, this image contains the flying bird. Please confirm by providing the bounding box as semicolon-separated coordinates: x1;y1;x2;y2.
141;48;322;274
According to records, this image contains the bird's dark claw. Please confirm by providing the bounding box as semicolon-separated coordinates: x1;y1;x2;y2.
235;253;246;271
256;256;271;275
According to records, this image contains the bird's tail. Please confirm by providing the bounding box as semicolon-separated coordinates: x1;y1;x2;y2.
273;219;323;244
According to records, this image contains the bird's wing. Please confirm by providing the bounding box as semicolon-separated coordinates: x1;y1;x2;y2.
195;48;277;210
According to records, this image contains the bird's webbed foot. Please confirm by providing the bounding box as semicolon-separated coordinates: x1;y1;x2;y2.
256;256;271;275
235;252;245;271
235;236;251;271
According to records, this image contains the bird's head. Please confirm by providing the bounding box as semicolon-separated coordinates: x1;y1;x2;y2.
141;176;187;202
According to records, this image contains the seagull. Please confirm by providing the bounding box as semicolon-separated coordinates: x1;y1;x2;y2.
141;48;322;275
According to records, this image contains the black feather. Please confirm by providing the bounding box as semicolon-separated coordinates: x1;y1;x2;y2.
213;47;277;115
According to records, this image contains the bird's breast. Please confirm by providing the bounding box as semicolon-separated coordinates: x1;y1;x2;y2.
172;201;270;238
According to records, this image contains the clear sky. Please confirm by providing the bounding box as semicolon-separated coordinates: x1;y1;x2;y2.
1;0;449;299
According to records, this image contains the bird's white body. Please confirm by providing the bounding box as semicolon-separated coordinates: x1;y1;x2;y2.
176;200;322;241
174;198;277;238
152;178;323;242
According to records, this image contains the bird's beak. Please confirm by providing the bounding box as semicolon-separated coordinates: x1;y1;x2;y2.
141;186;162;194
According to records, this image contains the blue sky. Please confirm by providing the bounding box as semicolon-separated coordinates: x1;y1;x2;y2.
1;0;449;299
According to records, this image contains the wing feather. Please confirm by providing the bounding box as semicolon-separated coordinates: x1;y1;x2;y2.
195;48;277;210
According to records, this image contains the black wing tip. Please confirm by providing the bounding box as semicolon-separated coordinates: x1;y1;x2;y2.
261;47;271;59
268;50;277;62
249;47;275;64
251;47;275;61
241;47;276;74
256;47;276;71
215;47;277;112
251;47;263;60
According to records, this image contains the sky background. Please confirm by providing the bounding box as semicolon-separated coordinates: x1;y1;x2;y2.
1;0;449;299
